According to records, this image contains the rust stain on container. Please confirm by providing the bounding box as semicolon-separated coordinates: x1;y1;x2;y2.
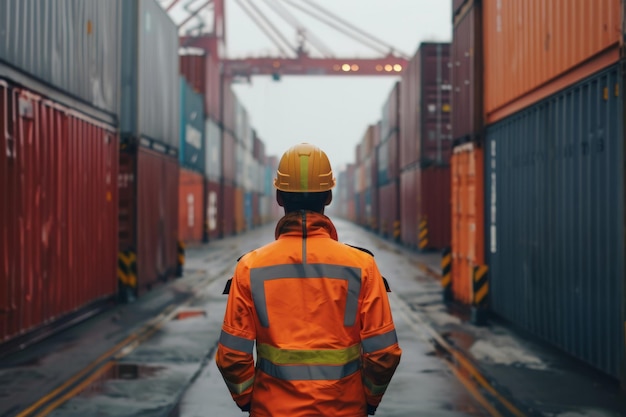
483;0;621;124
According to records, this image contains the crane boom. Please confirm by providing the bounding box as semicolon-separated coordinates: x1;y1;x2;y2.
223;54;407;78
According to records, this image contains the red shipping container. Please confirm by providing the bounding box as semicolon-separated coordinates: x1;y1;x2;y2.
377;181;400;241
452;1;483;142
0;81;118;343
483;0;621;124
252;192;260;227
179;35;222;121
205;179;221;241
235;187;245;234
400;43;452;169
119;147;179;297
400;165;451;251
178;168;204;245
221;183;236;237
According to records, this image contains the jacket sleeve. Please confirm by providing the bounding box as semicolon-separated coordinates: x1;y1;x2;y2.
359;259;402;408
215;261;256;409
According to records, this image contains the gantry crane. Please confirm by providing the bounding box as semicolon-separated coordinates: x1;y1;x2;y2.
164;0;409;80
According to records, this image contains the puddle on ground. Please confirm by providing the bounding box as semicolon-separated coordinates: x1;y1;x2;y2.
77;363;165;397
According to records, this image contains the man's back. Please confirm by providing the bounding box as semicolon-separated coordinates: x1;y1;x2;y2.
217;211;401;417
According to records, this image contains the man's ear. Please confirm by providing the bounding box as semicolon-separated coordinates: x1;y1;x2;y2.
276;190;285;207
325;191;333;206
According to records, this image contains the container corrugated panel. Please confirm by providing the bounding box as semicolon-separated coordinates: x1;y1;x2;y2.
235;187;245;234
222;183;236;237
120;0;179;149
245;192;253;230
452;1;483;142
381;82;400;141
178;168;204;245
136;148;179;294
451;143;484;305
180;52;206;96
205;179;221;241
222;86;237;135
483;0;621;124
179;77;205;172
205;117;222;181
486;65;624;378
369;155;379;232
420;166;451;250
119;147;179;296
0;1;121;115
400;168;418;247
222;130;237;183
400;43;452;169
377;182;399;240
252;193;261;227
0;81;119;343
180;35;222;120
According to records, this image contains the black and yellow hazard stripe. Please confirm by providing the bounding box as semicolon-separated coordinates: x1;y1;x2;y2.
393;220;400;241
176;241;185;277
471;265;489;325
418;218;429;250
118;250;137;290
441;247;452;302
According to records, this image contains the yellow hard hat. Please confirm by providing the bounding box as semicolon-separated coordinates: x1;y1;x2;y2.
274;143;336;192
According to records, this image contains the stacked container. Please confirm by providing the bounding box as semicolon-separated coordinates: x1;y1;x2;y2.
399;43;452;250
480;0;625;380
177;77;206;245
117;0;180;298
0;0;122;341
377;82;401;240
450;0;486;305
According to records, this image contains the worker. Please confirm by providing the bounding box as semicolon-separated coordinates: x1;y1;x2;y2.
216;143;402;416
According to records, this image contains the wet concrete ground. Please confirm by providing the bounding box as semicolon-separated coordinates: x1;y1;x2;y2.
2;218;626;416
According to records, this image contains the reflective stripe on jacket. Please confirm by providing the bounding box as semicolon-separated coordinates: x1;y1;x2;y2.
216;211;402;417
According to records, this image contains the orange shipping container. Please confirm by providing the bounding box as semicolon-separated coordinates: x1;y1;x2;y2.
483;0;622;123
178;168;205;245
450;143;484;305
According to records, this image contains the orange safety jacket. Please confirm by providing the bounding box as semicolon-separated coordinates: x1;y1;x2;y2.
216;211;402;417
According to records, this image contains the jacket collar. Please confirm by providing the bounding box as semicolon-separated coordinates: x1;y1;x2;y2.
275;210;338;241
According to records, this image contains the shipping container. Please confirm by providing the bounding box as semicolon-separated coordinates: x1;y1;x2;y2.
222;130;237;183
119;147;179;298
400;165;451;250
486;65;624;378
400;42;452;169
450;143;484;304
252;193;261;227
0;0;122;116
483;0;622;124
178;168;204;245
245;192;253;230
377;131;400;185
179;77;205;172
235;187;245;234
120;0;180;150
205;179;221;241
451;0;483;142
179;36;222;121
205;117;222;181
381;82;400;142
453;0;468;16
221;183;236;237
0;81;118;343
378;181;400;241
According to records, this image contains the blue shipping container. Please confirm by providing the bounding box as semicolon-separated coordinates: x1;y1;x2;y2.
486;65;624;378
179;77;205;172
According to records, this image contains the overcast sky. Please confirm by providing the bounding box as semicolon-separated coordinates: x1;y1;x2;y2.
168;0;452;169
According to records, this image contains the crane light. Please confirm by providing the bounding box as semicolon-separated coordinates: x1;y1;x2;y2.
351;64;359;71
375;65;383;72
384;64;392;72
342;64;351;72
393;64;402;72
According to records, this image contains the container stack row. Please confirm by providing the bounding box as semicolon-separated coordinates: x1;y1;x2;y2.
339;0;626;384
0;1;279;347
336;42;453;250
